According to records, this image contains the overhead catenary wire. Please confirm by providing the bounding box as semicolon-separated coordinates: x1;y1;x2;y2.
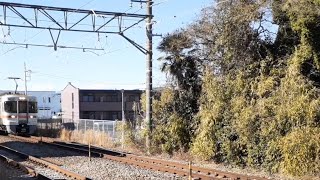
0;0;149;54
22;0;98;44
0;0;59;44
0;26;107;56
0;0;98;53
0;15;147;27
0;25;136;57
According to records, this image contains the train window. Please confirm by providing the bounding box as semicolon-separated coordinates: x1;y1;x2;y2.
18;101;37;113
4;101;17;113
19;101;28;113
28;102;38;113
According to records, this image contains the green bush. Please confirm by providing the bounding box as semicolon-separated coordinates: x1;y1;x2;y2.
280;127;320;176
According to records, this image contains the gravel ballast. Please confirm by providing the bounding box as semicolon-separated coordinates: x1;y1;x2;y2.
0;135;185;180
0;159;36;180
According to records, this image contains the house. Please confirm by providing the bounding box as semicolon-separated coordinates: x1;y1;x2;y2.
61;82;143;122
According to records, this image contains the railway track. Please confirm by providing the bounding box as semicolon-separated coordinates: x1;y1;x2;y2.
0;153;37;179
10;135;269;180
51;142;268;180
0;138;91;180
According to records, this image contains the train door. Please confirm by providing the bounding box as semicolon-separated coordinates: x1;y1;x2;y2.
17;100;28;133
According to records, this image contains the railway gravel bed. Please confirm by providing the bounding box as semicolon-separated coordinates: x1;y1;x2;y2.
0;135;185;180
57;156;185;180
0;149;71;179
0;159;36;180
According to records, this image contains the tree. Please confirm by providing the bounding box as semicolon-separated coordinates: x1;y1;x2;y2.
146;30;202;154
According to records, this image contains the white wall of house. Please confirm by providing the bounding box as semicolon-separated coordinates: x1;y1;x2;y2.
27;91;61;119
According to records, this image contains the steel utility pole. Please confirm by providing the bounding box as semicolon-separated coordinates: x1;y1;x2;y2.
121;89;125;149
145;0;153;152
24;62;30;125
24;62;28;95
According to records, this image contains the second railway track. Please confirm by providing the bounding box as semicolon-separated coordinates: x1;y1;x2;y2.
11;135;270;180
0;144;90;180
1;134;185;179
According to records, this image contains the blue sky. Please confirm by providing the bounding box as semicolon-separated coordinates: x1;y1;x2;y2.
0;0;212;91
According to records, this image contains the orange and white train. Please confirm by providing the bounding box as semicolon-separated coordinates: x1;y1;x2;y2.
0;93;38;135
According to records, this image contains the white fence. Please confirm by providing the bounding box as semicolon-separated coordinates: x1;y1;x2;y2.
77;119;116;136
74;119;120;140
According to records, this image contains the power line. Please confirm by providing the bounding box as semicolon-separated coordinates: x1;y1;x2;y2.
0;42;105;51
0;0;99;52
22;0;97;43
0;30;132;57
0;15;146;27
0;1;149;52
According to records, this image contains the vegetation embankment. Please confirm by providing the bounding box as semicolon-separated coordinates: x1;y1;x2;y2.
140;0;320;178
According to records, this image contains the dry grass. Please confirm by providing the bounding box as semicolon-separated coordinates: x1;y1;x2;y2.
59;129;147;155
59;129;116;149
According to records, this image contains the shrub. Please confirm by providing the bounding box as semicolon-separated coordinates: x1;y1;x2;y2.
279;127;320;176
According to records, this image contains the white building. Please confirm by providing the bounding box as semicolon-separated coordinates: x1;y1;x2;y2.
0;90;61;119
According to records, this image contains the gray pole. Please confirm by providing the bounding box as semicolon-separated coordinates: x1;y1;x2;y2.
121;89;125;149
122;89;125;121
145;0;153;151
24;62;28;95
24;62;29;124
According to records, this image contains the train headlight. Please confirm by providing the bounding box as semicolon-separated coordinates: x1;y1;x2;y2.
10;115;16;118
30;115;36;118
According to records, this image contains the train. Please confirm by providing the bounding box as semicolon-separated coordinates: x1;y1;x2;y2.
0;93;38;135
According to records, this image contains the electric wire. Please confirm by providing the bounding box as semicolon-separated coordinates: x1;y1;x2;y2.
0;0;147;54
0;15;146;26
20;0;97;44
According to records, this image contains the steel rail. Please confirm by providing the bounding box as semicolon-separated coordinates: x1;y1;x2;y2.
25;138;216;179
126;154;268;180
0;154;37;177
43;140;269;180
102;153;218;180
39;139;269;179
0;144;91;180
0;154;54;180
11;135;270;180
48;141;125;157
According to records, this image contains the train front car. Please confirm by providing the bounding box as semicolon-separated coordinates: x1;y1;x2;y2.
0;94;38;135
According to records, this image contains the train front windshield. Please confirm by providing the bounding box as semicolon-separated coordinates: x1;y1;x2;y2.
4;101;38;113
4;101;17;113
28;102;38;113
